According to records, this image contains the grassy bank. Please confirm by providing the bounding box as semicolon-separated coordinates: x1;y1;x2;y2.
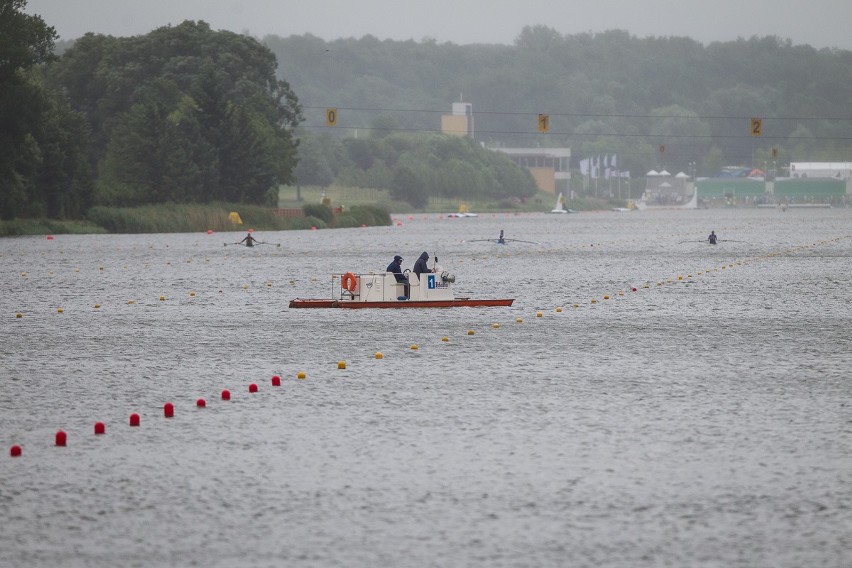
0;186;628;236
280;185;627;214
0;202;391;236
0;218;108;237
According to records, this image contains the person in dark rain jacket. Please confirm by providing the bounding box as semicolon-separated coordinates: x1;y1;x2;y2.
387;254;409;298
413;251;432;279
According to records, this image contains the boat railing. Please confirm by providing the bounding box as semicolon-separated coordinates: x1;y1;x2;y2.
333;271;420;301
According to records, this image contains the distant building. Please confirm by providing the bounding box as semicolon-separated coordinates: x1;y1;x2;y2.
492;147;572;194
789;162;852;180
440;102;474;138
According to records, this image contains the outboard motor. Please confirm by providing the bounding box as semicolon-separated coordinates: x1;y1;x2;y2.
441;271;456;283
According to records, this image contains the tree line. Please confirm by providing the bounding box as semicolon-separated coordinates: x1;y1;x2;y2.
266;26;852;180
1;1;302;221
5;0;852;221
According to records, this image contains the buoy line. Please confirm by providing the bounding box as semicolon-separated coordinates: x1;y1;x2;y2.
7;235;850;460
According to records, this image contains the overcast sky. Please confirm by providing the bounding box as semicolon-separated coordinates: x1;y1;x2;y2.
25;0;852;50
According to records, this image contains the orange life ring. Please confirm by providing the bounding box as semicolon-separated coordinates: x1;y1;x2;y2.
342;272;358;292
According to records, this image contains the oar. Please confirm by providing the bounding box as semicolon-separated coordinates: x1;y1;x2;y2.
224;242;242;246
720;239;746;243
677;240;706;244
505;238;541;245
257;242;282;247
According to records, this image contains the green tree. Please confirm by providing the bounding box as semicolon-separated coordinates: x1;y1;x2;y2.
390;165;428;208
0;0;58;219
54;21;303;207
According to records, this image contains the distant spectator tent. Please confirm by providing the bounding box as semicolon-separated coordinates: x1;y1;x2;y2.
789;162;852;180
696;162;851;203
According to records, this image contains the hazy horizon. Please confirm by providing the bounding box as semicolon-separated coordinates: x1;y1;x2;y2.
25;0;852;51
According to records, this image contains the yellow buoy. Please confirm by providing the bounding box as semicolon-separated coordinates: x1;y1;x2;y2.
242;284;249;289
643;284;650;288
159;296;165;301
127;300;135;304
618;292;624;297
411;344;418;350
337;361;346;369
57;308;64;313
467;330;475;335
492;323;500;329
556;306;563;312
375;352;383;359
677;276;683;281
573;304;579;308
591;299;597;304
297;371;306;379
94;304;100;309
536;311;543;317
16;313;23;318
603;295;610;300
189;291;196;297
441;337;449;342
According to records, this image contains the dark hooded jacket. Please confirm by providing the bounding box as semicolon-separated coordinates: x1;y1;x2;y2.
413;251;431;278
387;257;406;282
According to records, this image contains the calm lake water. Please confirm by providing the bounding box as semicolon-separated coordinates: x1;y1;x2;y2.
1;207;851;567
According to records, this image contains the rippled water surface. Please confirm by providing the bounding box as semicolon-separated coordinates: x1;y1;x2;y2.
2;208;851;567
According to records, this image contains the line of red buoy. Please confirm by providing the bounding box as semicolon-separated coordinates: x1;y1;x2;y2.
10;375;286;458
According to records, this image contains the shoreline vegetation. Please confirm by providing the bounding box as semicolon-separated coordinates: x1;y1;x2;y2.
1;186;627;236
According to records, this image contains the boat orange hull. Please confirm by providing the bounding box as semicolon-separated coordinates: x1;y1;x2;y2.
289;298;514;308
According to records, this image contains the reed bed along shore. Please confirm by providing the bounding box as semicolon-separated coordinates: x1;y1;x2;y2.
1;202;392;236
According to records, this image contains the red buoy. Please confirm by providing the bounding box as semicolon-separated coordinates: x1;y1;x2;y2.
10;445;22;457
129;413;140;427
632;287;637;292
221;389;231;400
46;235;54;240
271;375;281;386
164;402;174;418
55;430;67;446
196;398;206;408
207;229;213;235
94;421;105;435
249;383;258;393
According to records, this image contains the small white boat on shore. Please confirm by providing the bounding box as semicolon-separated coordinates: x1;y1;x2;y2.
550;192;576;214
